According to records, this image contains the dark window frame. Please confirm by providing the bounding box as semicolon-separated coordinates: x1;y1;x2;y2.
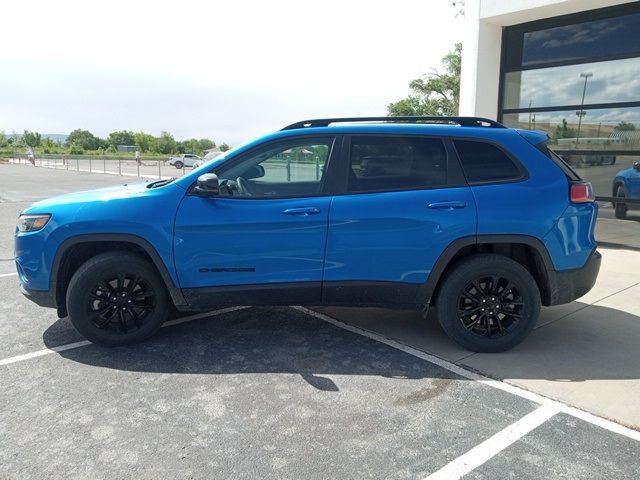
451;137;529;186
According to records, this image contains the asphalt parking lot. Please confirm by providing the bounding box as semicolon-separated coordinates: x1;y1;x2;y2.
1;163;639;479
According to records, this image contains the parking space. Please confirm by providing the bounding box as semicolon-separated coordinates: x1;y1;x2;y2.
1;162;639;478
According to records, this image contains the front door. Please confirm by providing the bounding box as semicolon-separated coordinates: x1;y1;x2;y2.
174;136;337;307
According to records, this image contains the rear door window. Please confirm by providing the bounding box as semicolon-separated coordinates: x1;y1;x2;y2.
348;136;448;193
453;140;524;183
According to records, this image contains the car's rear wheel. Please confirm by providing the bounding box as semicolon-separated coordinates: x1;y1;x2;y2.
614;185;627;219
174;161;184;169
435;254;540;353
66;252;169;346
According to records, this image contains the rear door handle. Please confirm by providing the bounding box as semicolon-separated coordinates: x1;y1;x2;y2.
427;201;466;210
283;207;321;215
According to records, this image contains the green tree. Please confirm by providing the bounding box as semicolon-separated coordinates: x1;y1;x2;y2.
616;121;636;131
42;137;57;154
134;132;156;152
67;129;103;150
197;138;215;151
218;142;230;152
69;141;85;154
156;131;176;154
388;43;461;116
179;138;201;154
554;118;577;140
23;130;42;147
0;131;6;148
107;130;136;148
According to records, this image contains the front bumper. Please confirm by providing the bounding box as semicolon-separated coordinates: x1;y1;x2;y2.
20;284;56;309
545;249;601;306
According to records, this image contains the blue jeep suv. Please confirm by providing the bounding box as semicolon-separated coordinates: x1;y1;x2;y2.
15;117;601;352
612;161;640;219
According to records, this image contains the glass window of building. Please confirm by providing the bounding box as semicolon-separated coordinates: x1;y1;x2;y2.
500;2;640;211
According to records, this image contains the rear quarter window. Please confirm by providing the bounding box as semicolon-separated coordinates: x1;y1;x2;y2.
535;142;581;181
453;140;523;183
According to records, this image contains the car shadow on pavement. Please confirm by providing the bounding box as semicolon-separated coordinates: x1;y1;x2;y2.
42;306;459;392
42;302;640;387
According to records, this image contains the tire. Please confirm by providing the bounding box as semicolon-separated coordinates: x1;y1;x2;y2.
66;252;170;346
174;161;184;169
435;254;541;353
614;185;627;220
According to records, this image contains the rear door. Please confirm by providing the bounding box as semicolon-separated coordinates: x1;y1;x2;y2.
323;134;477;305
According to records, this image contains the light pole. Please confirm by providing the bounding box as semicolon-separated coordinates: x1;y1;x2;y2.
576;72;593;143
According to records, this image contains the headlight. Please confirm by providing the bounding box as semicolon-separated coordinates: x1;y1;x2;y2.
17;214;51;232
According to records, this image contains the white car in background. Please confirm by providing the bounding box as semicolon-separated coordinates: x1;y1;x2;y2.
168;154;201;169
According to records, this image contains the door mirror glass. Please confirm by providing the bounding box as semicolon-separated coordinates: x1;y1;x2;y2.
243;164;265;179
194;173;219;196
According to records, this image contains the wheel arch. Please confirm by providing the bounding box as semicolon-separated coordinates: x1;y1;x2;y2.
52;234;186;316
612;177;626;196
416;235;555;307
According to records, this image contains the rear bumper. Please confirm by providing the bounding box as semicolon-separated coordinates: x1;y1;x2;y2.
546;249;601;306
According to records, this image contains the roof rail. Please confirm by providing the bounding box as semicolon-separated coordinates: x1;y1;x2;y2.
281;116;506;130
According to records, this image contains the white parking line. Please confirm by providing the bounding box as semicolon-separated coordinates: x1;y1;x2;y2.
294;307;640;442
0;272;18;278
424;404;560;480
0;306;249;367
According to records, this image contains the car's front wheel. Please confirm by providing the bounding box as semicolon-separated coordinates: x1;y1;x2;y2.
174;161;184;169
436;254;541;353
66;252;169;346
614;185;627;219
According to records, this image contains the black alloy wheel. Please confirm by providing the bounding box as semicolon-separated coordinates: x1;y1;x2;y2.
457;275;523;339
86;273;156;334
66;252;169;346
435;254;540;353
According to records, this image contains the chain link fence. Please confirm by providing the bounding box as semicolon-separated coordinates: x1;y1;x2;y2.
7;154;192;179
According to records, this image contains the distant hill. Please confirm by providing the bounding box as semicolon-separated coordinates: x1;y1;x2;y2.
6;133;68;143
42;134;68;143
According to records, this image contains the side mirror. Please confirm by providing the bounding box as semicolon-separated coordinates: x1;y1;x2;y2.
244;164;265;179
194;173;219;196
634;162;640;171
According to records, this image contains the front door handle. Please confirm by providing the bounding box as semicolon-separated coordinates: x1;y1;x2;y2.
283;207;321;216
427;201;466;210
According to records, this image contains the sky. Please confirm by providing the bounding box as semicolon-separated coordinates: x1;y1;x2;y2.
0;0;462;145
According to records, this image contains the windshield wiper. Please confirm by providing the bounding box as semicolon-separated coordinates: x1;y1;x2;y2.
147;177;175;189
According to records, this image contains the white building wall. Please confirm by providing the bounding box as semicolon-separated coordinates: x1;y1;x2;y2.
459;0;633;120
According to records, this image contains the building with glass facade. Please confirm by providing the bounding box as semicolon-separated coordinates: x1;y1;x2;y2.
460;0;640;247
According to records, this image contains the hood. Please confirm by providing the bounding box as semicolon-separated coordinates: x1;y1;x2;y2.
23;181;155;213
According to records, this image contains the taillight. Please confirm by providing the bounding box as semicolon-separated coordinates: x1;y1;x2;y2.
570;182;595;203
